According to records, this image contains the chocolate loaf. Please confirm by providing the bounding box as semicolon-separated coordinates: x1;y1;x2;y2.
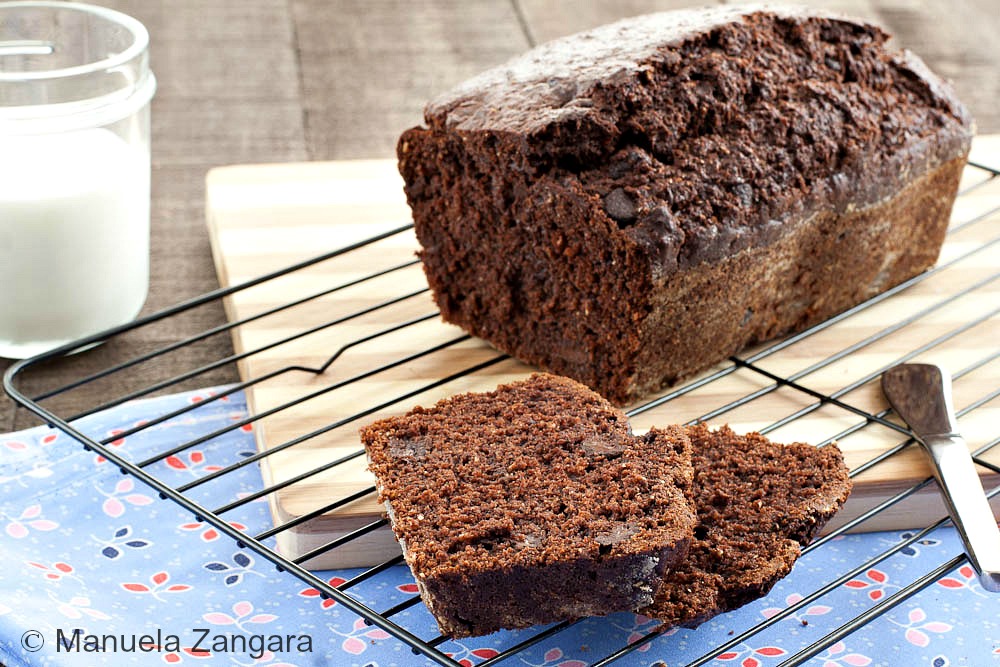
361;374;696;637
398;6;974;404
641;424;852;626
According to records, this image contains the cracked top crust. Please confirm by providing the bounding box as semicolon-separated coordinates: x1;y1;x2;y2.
409;6;973;271
429;4;801;132
426;5;968;136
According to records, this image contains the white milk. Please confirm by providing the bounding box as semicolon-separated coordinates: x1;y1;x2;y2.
0;128;149;358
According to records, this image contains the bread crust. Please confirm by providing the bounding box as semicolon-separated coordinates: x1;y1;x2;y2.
398;9;973;404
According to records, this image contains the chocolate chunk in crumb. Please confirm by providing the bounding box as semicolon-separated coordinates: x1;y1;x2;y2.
604;188;637;226
581;435;626;458
387;436;429;459
731;182;754;207
594;522;641;546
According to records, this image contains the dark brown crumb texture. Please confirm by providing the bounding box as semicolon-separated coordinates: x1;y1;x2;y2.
361;373;697;637
640;423;853;626
398;7;973;404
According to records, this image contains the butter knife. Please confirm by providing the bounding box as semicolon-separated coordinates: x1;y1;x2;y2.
881;363;1000;592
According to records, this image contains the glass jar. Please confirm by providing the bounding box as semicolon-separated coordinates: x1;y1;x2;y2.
0;1;156;358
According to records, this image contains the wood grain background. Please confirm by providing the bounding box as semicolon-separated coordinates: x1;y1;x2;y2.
3;0;998;430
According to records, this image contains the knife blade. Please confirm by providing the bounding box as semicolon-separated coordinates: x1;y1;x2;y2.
881;363;1000;592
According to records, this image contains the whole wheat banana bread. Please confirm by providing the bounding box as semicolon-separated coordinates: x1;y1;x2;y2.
361;373;696;637
398;6;973;404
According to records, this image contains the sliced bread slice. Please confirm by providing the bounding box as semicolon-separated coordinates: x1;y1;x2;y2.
361;373;697;637
641;423;852;626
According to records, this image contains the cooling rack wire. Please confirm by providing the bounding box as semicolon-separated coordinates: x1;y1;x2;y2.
5;157;999;666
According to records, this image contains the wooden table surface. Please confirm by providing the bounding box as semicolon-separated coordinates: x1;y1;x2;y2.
2;0;998;432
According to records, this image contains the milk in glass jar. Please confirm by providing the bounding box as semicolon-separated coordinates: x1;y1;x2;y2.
0;1;156;359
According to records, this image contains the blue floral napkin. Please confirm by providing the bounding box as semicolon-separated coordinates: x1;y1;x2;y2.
0;387;996;666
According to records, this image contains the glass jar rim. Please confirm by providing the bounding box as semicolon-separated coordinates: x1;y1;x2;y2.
0;1;149;83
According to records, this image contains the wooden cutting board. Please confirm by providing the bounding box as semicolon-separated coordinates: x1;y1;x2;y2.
206;136;1000;569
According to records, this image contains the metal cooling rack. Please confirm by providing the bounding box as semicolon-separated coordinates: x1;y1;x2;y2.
4;157;1000;667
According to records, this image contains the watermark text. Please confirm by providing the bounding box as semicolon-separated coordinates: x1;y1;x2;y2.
49;627;312;659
